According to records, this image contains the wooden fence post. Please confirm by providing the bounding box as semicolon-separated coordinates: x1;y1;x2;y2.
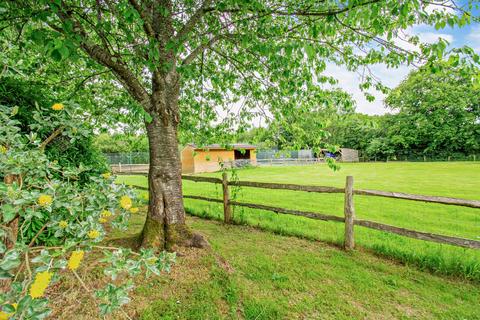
222;172;232;224
344;176;355;250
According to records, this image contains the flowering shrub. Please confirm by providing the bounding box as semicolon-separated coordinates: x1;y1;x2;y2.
0;104;174;319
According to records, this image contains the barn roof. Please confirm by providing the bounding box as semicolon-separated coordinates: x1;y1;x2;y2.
187;143;256;150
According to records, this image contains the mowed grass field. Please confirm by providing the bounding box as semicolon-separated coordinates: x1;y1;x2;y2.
52;215;480;319
118;162;480;281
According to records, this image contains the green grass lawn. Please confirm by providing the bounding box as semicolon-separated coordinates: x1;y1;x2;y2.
117;162;480;281
54;214;480;319
135;217;480;319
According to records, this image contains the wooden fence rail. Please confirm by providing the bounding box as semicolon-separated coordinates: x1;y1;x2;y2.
122;172;480;250
180;175;480;208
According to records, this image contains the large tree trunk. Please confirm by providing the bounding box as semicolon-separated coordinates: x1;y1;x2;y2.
140;78;207;251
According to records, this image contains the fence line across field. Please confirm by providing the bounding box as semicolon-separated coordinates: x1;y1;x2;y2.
121;172;480;250
105;151;480;166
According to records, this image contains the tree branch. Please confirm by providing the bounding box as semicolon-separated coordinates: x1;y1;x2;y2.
128;0;156;39
39;126;65;150
182;34;221;65
48;8;150;107
204;0;382;17
175;0;212;44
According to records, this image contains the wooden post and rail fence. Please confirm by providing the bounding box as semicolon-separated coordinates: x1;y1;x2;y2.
125;172;480;251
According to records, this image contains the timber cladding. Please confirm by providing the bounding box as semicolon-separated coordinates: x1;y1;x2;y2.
181;144;257;174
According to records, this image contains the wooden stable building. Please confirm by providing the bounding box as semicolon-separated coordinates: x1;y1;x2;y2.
181;144;257;174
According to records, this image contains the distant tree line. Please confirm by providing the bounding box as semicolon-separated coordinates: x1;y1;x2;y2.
94;133;149;153
95;64;480;159
238;65;480;160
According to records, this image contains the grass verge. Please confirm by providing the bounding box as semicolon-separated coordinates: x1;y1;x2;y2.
51;211;480;319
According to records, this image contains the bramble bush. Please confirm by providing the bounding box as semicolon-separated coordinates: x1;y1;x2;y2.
0;103;174;319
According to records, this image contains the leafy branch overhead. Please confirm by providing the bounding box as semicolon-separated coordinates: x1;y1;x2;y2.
2;0;478;131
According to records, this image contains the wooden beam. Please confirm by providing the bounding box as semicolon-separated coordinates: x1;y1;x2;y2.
183;195;223;203
354;189;480;208
182;175;223;184
222;172;232;224
120;173;480;208
344;176;355;250
130;185;148;190
183;195;344;222
355;219;480;249
228;180;344;194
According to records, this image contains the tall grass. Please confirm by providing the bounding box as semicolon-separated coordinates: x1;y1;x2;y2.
184;201;480;282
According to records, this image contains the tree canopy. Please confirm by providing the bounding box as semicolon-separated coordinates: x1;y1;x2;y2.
2;0;479;139
384;64;480;157
2;0;479;249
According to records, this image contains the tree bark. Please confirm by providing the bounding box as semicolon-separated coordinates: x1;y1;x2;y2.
140;78;207;250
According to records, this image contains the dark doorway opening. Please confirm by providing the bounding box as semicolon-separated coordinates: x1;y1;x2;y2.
234;149;250;160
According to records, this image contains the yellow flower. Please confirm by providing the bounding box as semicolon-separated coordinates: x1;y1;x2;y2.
119;195;132;210
101;172;111;179
129;207;139;214
29;271;53;299
87;229;100;239
0;310;13;320
0;303;18;319
67;250;84;271
101;210;112;218
99;217;107;223
0;145;6;154
146;257;158;265
59;220;68;229
0;303;16;320
51;103;64;111
37;194;53;207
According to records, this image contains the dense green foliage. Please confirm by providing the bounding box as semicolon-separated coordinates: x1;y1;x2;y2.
239;65;480;160
94;133;149;153
0;76;108;180
1;0;479;147
383;65;480;158
0;104;175;319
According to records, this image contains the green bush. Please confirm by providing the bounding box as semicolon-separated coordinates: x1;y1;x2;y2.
0;76;107;183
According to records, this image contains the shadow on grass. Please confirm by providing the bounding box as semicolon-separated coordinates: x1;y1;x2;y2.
185;205;480;283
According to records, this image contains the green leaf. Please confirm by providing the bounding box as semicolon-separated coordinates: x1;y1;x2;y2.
30;29;45;44
58;45;70;59
2;204;16;223
305;44;315;60
51;48;62;61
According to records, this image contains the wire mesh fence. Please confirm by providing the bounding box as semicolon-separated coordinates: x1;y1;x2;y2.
104;151;480;166
104;152;149;164
359;154;480;162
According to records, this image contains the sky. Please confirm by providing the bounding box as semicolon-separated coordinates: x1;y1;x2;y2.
327;2;480;115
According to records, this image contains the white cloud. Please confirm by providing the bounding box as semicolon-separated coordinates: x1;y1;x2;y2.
325;63;411;115
393;27;454;53
324;26;455;115
418;32;453;44
467;25;480;53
